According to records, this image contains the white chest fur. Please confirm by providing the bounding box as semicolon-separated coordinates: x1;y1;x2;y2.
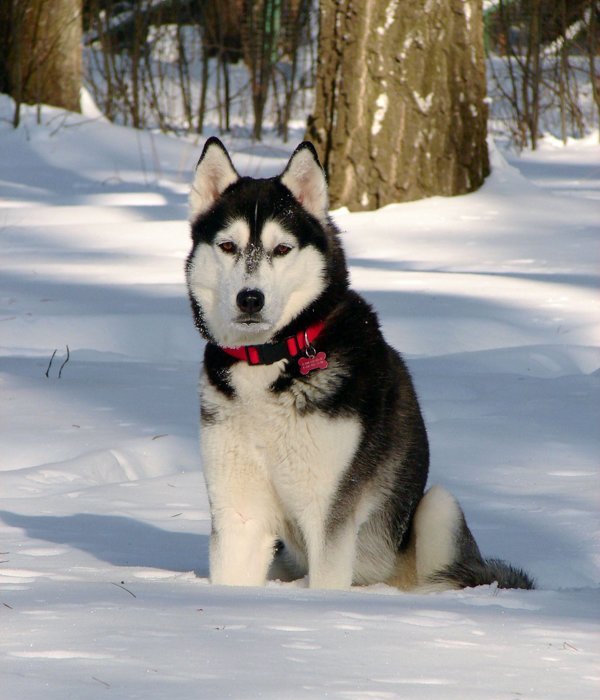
202;361;361;517
200;360;362;587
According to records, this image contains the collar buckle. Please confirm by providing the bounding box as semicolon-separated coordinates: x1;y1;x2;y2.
252;341;287;365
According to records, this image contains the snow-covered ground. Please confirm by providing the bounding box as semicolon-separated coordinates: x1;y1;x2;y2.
1;98;598;699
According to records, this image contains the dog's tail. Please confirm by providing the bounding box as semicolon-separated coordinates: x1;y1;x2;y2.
412;485;534;591
428;557;535;590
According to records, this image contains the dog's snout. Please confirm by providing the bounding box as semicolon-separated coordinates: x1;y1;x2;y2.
236;289;265;314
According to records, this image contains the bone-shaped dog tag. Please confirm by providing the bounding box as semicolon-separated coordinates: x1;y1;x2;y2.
298;352;328;375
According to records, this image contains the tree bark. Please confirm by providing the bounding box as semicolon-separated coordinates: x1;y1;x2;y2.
2;0;82;114
307;0;490;210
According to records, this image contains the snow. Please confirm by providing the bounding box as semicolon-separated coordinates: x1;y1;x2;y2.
371;93;389;136
1;97;599;698
412;90;434;115
376;0;399;36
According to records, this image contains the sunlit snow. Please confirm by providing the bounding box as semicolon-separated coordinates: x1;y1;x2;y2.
1;97;598;699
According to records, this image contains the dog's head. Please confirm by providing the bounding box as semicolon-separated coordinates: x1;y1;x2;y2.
186;138;342;347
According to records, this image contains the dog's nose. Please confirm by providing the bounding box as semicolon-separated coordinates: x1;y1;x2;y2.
236;289;265;314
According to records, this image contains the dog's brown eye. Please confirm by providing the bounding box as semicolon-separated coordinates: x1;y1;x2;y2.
218;241;237;255
273;244;292;257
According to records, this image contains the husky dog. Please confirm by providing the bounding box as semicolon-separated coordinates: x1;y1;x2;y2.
185;138;533;591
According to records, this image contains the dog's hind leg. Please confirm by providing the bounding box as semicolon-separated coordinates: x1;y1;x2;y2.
412;484;478;588
411;484;534;591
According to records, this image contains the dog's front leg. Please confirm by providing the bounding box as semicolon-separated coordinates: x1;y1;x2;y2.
209;505;277;586
305;518;357;590
202;411;280;586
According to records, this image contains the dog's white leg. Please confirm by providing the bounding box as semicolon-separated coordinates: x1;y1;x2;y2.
305;519;357;590
201;411;281;587
412;484;461;584
210;506;277;586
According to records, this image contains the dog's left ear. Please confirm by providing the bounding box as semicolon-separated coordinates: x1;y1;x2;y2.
280;142;328;221
189;137;239;221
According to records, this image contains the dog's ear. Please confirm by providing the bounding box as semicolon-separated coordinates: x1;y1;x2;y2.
189;137;239;220
280;142;328;221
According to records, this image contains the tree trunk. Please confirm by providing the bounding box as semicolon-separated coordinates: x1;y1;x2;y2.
243;0;279;141
307;0;490;211
2;0;82;115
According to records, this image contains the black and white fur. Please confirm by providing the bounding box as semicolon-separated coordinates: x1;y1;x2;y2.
185;138;533;592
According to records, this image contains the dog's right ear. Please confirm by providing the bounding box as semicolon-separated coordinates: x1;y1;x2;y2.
189;137;239;221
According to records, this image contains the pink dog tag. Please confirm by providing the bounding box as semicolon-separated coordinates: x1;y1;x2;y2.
298;352;328;375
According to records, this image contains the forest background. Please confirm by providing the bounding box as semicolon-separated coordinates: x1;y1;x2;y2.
0;0;598;210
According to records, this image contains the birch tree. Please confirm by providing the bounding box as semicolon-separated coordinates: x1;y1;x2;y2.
307;0;490;210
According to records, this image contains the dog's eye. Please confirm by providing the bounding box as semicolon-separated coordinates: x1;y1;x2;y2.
218;241;237;255
273;244;293;257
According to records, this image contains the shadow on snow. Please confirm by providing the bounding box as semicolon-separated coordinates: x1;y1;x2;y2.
0;510;209;577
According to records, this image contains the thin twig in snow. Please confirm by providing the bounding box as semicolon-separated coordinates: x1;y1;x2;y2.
45;349;57;378
92;676;111;688
58;345;70;378
111;582;136;598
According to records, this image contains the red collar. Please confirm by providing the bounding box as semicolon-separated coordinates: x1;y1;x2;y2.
219;321;326;367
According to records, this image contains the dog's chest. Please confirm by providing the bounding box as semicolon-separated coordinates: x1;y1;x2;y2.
201;361;361;509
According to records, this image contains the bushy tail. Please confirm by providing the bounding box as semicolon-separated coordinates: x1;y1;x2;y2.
429;558;535;590
413;485;534;591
